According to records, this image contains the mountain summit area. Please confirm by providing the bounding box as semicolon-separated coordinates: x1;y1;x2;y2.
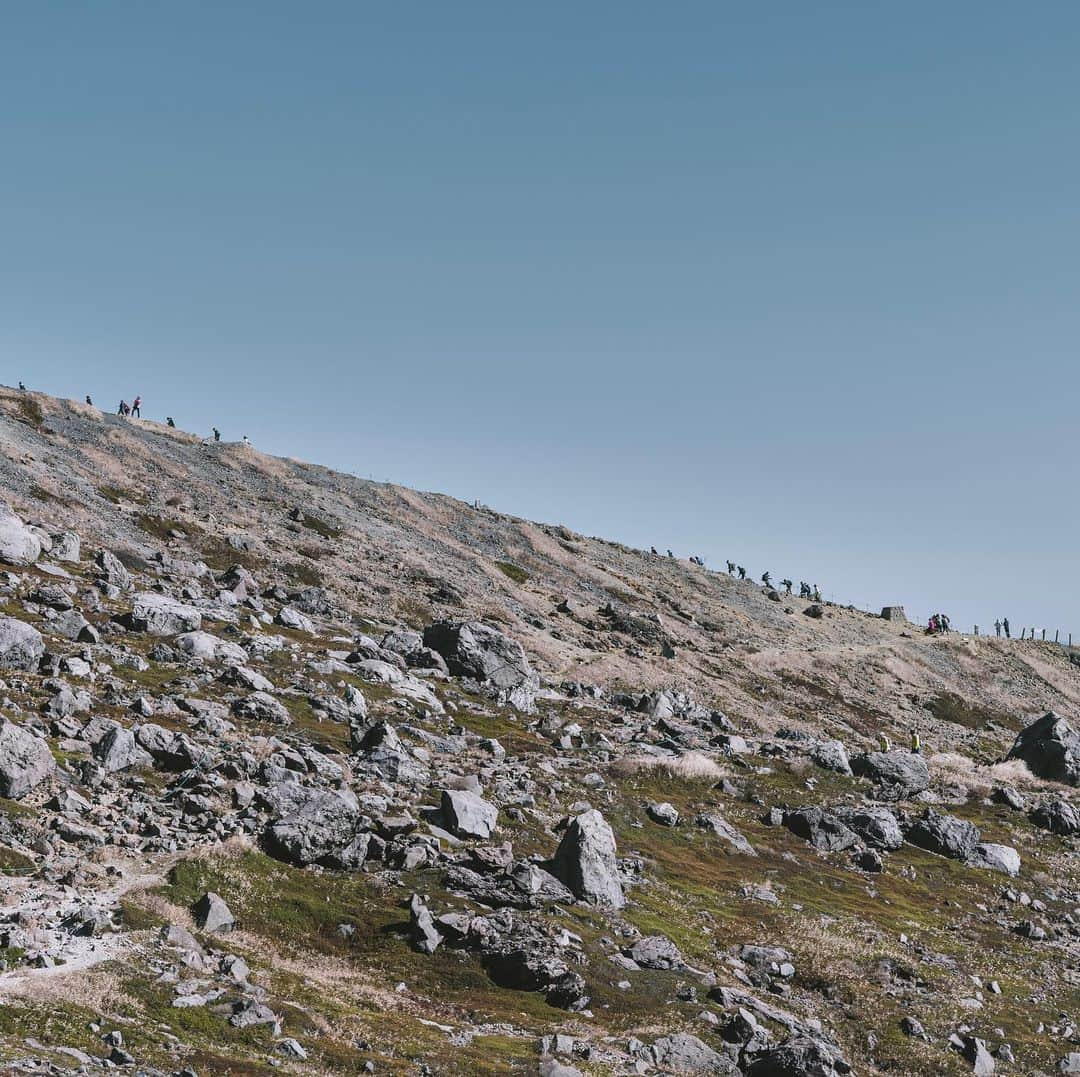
0;385;1076;1077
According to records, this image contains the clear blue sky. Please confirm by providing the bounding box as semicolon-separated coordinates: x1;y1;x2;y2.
3;3;1077;634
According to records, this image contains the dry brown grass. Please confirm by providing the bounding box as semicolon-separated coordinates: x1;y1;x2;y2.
929;752;1059;797
610;751;725;782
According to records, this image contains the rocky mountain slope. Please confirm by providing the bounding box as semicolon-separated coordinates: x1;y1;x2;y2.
0;384;1076;1077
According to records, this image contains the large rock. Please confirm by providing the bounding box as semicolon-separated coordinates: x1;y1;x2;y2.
92;721;153;773
51;530;81;563
1031;796;1080;836
0;718;57;799
1006;712;1080;786
550;809;625;908
650;1033;737;1074
0;504;41;566
970;842;1021;876
745;1035;850;1077
851;750;930;800
441;789;498;839
264;784;365;867
176;631;247;664
127;593;202;636
809;739;852;775
423;620;539;711
834;805;904;850
0;617;45;671
782;807;858;852
905;808;980;861
94;549;132;591
695;812;757;856
194;892;235;934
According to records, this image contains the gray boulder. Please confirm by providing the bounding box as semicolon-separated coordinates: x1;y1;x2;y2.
809;739;852;775
651;1033;738;1074
745;1035;850;1077
93;722;153;773
851;750;930;800
194;892;235;934
1006;712;1080;786
441;789;498;839
276;606;314;633
834;805;904;850
970;842;1021;876
550;809;625;908
782;807;858;852
423;620;539;711
47;609;95;643
265;785;364;867
1031;796;1080;836
695;812;757;856
127;593;202;635
0;503;41;566
625;935;684;970
408;894;443;954
0;718;57;798
176;631;247;664
232;692;291;724
94;549;132;591
0;617;45;671
905;808;980;861
51;530;81;563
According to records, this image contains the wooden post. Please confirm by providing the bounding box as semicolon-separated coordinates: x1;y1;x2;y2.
1042;628;1046;641
1055;629;1059;644
974;625;979;636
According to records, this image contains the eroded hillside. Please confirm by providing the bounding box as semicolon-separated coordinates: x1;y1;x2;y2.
0;386;1076;1077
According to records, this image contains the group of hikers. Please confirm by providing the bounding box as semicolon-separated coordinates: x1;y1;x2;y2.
994;618;1012;638
927;613;951;635
14;382;249;445
116;395;143;418
753;567;821;601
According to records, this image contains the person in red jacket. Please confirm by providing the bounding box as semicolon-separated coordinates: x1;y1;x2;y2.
131;395;142;417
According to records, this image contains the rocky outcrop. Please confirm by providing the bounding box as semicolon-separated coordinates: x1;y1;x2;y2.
0;616;45;671
550;809;625;908
125;593;203;636
0;503;41;566
1006;712;1080;786
905;808;980;861
850;750;930;799
782;807;858;852
423;620;539;711
264;784;366;868
0;717;56;798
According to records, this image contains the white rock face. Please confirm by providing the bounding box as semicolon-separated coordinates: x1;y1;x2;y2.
0;503;41;566
0;718;57;798
175;631;247;664
0;616;45;671
128;593;203;635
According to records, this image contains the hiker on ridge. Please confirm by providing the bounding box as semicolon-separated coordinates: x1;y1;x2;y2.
1003;617;1010;639
131;395;142;417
